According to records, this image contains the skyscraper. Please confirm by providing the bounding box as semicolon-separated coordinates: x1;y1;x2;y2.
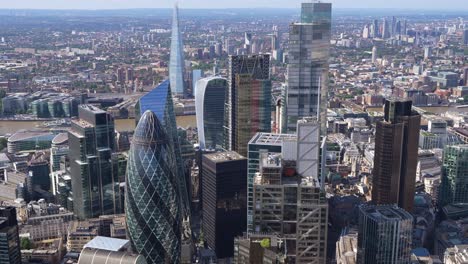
69;105;122;219
202;151;247;259
0;207;21;264
136;80;190;218
126;111;181;264
285;2;331;133
372;19;379;38
246;132;296;232
439;145;468;207
224;54;272;157
252;117;328;263
372;46;378;64
195;77;227;150
382;18;390;39
169;4;186;96
372;98;421;212
357;204;413;264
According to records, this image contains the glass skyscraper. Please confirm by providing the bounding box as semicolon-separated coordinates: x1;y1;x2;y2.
126;110;181;264
169;4;186;96
284;2;331;134
357;204;413;264
439;145;468;207
195;77;227;150
68;105;122;219
0;207;21;264
224;54;272;157
136;80;190;218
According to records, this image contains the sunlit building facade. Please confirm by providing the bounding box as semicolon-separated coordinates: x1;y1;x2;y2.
169;4;186;96
284;2;331;133
224;54;272;157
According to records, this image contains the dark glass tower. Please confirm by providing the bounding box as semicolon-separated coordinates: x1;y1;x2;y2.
372;98;421;212
126;111;181;264
202;151;247;259
224;54;272;157
195;77;227;150
69;105;122;219
136;80;190;218
357;204;413;264
0;207;21;264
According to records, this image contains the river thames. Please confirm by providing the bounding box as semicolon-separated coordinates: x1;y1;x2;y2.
0;115;197;135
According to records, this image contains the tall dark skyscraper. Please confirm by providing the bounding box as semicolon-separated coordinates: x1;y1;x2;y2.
136;80;190;218
284;2;332;133
202;151;247;259
372;98;421;212
224;54;272;157
357;204;413;264
0;207;21;264
126;111;182;264
69;105;122;219
195;77;227;150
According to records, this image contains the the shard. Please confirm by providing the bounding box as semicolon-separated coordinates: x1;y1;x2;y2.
126;110;182;264
169;4;185;96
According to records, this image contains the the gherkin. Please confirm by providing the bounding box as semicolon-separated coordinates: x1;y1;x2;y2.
125;110;181;264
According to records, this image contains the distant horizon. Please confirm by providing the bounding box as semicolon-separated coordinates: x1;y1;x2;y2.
0;0;467;11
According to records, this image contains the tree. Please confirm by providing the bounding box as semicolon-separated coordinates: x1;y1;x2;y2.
20;237;32;250
0;138;7;150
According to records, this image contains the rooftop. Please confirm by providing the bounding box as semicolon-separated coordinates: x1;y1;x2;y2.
362;204;413;222
84;236;130;252
249;132;296;146
204;151;245;162
8;130;54;143
79;104;106;114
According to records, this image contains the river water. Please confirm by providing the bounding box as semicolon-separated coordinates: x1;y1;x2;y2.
0;115;197;135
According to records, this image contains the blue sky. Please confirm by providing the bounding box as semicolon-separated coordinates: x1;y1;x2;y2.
0;0;466;10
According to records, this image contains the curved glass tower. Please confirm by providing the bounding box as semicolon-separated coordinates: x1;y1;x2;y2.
195;77;227;150
126;110;181;264
169;4;185;96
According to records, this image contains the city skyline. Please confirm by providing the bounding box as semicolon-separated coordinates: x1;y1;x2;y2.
0;0;466;10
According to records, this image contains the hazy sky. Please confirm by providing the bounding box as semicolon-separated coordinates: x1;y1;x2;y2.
0;0;466;10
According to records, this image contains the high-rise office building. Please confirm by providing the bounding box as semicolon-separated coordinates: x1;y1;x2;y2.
372;46;378;64
252;117;328;264
192;69;203;96
169;4;186;96
357;204;413;264
463;29;468;46
439;145;468;207
372;98;421;212
372;19;379;38
285;2;331;133
195;77;227;150
136;80;190;218
69;105;122;219
202;151;247;259
224;54;272;157
247;132;297;232
391;16;397;37
0;207;21;264
382;18;390;39
126;111;182;264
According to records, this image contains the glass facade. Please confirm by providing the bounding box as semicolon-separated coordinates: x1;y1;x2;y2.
440;145;468;207
357;205;413;264
68;105;122;219
136;80;190;218
225;55;272;157
169;4;185;96
285;2;331;134
195;77;227;150
0;207;21;264
126;111;181;264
